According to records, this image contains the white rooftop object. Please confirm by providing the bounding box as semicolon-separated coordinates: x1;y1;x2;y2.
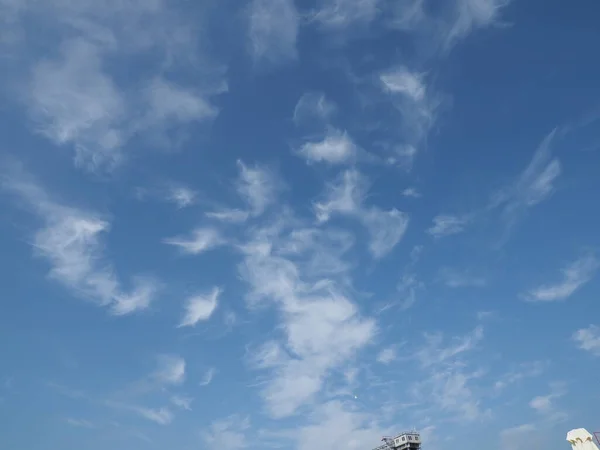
566;429;600;450
371;431;421;450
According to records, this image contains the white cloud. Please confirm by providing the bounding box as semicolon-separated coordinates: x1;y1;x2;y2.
105;399;175;425
427;214;471;238
492;130;562;226
525;255;598;302
292;401;387;450
529;384;567;421
313;0;381;29
29;38;125;171
494;361;546;391
573;325;600;356
111;277;160;316
379;66;438;149
203;416;250;450
416;326;484;368
9;0;225;171
428;130;563;241
206;209;250;223
178;287;221;328
239;219;376;418
166;186;197;209
376;347;397;364
438;268;487;288
410;329;488;422
445;0;509;49
529;395;553;414
237;160;278;217
394;273;423;311
154;355;186;385
314;170;408;257
142;77;218;126
278;227;355;277
293;92;336;127
402;187;421;198
170;394;193;411
64;418;95;428
248;0;298;64
2;170;158;315
380;67;426;102
199;368;216;386
500;424;537;450
298;128;357;164
361;207;409;258
164;228;225;255
135;406;174;425
314;170;368;223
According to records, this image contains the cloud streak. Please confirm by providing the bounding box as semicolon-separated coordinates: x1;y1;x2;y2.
2;168;159;315
179;288;222;328
525;255;598;302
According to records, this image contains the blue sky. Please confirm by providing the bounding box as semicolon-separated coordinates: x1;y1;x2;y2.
1;0;600;449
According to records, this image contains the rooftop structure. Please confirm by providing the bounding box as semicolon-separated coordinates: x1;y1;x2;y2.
371;431;421;450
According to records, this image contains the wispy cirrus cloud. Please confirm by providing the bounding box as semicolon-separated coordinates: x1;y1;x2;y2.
438;267;487;288
199;368;216;386
239;215;376;418
314;169;408;258
1;167;159;315
389;0;510;52
415;326;484;368
410;326;487;421
524;254;598;302
236;160;278;217
154;355;186;386
529;382;567;422
64;418;95;428
5;0;225;172
378;65;440;168
491;130;562;228
202;415;250;450
494;361;547;392
248;0;298;64
164;227;225;255
572;325;600;356
293;92;336;127
178;287;222;328
313;0;381;30
428;129;562;241
166;186;197;209
298;128;358;165
170;394;193;411
427;214;472;238
444;0;510;50
402;187;422;198
376;347;397;364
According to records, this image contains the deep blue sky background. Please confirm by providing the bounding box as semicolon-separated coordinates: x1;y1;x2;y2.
1;1;600;449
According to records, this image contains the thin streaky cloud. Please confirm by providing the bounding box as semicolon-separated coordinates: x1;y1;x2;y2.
199;368;216;386
293;92;336;126
236;160;278;217
525;255;598;302
427;214;471;238
167;186;197;209
154;355;186;385
170;395;193;411
1;168;158;315
178;288;222;328
163;228;225;255
572;325;600;356
313;0;381;29
298;128;358;165
248;0;298;64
